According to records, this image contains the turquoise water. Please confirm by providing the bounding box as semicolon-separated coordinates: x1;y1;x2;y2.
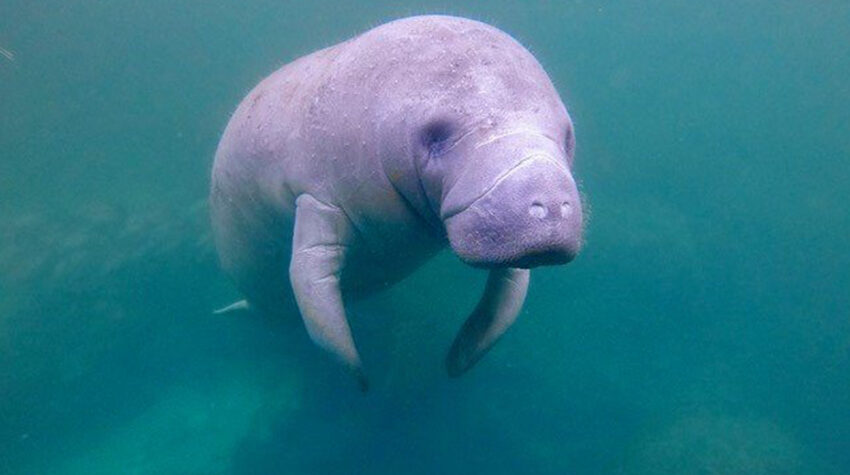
2;1;849;473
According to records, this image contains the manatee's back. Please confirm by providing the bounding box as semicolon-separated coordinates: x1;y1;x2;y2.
209;45;343;312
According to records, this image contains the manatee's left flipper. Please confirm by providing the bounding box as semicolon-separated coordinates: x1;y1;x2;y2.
446;267;530;377
289;194;368;391
212;299;252;315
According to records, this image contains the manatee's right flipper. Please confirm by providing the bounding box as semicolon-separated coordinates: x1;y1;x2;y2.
446;267;530;377
212;299;252;315
289;194;368;391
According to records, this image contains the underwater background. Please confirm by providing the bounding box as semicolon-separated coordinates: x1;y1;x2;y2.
1;1;849;473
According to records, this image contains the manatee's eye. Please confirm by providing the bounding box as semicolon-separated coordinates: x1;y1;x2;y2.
564;123;576;164
421;120;454;158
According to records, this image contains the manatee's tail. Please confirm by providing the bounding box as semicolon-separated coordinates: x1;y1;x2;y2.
212;299;252;315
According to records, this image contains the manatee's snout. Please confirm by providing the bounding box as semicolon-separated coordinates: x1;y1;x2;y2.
445;155;583;268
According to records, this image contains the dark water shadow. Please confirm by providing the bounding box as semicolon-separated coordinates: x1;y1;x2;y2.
226;344;644;475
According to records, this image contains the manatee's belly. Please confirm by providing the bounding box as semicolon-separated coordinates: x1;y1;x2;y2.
340;235;443;296
210;187;295;313
226;233;440;312
212;189;443;312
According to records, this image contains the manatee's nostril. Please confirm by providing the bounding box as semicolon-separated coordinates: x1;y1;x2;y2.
560;201;572;218
529;202;547;219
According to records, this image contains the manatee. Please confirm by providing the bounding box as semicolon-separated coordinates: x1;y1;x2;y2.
210;15;584;390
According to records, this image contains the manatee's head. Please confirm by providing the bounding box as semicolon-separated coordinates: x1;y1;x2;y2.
416;117;584;269
371;16;585;268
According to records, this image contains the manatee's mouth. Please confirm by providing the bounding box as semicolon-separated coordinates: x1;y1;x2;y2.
446;222;580;269
494;247;575;269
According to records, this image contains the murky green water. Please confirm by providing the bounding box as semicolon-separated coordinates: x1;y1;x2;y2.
2;1;849;474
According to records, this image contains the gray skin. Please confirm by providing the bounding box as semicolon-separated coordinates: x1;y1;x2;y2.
210;15;583;390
